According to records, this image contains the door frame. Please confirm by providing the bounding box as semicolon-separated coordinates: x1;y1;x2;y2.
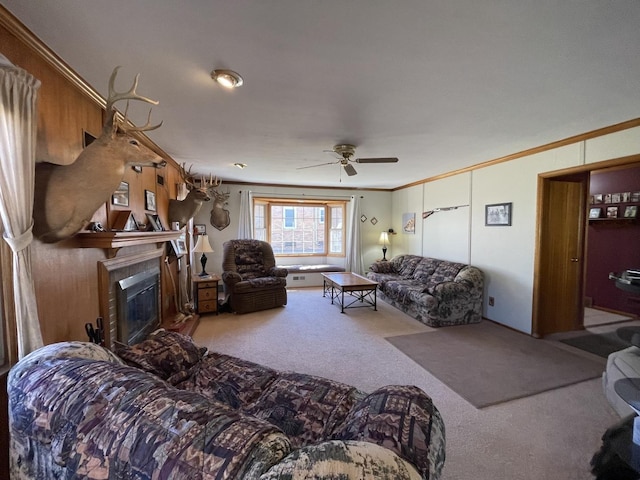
532;154;640;337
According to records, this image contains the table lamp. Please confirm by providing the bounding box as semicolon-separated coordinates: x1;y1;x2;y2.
193;234;214;277
378;231;390;261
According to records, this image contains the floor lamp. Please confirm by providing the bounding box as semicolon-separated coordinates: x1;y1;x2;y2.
193;234;214;277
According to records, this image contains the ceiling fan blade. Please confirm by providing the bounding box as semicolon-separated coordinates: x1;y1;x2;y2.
355;157;399;164
343;163;358;176
296;161;338;170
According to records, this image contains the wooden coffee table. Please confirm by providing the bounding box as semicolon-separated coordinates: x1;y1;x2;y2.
321;272;378;313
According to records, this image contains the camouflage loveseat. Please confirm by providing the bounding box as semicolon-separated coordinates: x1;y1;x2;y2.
9;330;446;480
367;255;484;327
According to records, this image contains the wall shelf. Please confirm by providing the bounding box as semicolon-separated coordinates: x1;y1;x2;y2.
75;231;182;257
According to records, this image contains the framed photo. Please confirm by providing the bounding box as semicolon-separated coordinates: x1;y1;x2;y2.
606;206;619;218
485;202;512;226
146;213;164;231
170;233;188;256
194;224;206;235
611;193;621;203
624;205;638;218
111;181;129;207
592;193;603;204
604;193;612;204
124;213;139;232
402;212;415;234
589;207;602;219
145;190;156;212
632;192;640;202
622;192;631;203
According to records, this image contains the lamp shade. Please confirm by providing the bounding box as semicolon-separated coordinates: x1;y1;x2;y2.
193;235;214;253
378;231;390;246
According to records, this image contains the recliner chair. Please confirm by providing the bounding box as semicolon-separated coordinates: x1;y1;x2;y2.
221;239;288;314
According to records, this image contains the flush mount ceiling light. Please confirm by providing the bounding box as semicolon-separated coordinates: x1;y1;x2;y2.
211;69;243;88
234;163;247;169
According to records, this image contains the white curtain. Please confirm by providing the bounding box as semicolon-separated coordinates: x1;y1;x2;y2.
237;190;254;239
345;195;363;275
0;55;43;358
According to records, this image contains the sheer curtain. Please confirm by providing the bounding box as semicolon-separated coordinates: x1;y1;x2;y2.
0;55;43;358
345;195;363;275
237;190;253;239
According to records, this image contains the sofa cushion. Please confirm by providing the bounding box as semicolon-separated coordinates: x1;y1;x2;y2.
332;385;446;480
175;352;279;409
233;276;288;293
369;261;396;274
259;440;422;480
398;255;423;278
412;258;441;283
233;240;268;279
424;261;466;291
247;372;360;449
114;330;207;383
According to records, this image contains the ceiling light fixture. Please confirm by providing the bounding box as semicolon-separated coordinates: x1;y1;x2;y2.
211;69;243;88
234;163;247;169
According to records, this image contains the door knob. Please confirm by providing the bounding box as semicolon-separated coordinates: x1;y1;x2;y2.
570;258;579;262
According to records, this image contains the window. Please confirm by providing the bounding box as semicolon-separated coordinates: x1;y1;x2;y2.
254;198;346;256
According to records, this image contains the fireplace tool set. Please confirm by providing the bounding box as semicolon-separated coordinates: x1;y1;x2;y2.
85;317;105;346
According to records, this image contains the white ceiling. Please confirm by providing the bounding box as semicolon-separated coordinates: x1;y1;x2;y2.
3;1;640;189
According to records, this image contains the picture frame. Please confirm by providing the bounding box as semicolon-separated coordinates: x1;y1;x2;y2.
632;192;640;202
145;189;156;212
170;233;188;256
624;205;638;218
194;224;206;235
402;212;416;234
111;181;129;207
112;210;137;231
606;206;619;218
592;193;603;204
611;193;621;203
589;207;602;219
146;213;164;231
485;202;512;226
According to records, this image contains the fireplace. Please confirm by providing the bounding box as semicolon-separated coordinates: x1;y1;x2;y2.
116;268;161;345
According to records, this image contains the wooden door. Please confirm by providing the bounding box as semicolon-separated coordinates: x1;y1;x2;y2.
533;175;587;336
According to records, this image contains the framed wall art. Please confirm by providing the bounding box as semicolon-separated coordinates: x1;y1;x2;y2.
146;213;164;231
589;207;602;219
624;205;638;218
194;224;206;235
111;181;129;207
402;212;415;234
485;202;512;226
170;233;189;256
145;190;156;212
606;206;619;218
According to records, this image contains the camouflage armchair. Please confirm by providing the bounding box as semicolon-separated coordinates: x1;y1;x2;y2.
222;239;288;314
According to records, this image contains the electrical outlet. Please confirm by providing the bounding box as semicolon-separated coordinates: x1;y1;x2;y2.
489;296;495;306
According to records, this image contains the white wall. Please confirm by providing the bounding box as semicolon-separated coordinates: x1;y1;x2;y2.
190;184;392;279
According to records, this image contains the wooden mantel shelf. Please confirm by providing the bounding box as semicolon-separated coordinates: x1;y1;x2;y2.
75;231;182;257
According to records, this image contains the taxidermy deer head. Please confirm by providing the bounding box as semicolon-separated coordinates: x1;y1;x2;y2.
209;187;231;231
33;66;166;243
168;163;218;229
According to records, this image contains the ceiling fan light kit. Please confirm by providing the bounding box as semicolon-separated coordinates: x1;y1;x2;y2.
211;69;244;88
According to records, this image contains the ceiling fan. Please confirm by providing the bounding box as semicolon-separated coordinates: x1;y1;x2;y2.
297;144;398;177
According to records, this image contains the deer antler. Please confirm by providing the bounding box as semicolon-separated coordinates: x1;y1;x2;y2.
105;66;162;132
202;173;221;188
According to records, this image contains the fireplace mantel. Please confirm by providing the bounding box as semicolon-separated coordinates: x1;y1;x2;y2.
76;231;182;258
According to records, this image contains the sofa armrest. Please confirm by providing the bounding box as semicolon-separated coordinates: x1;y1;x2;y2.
268;267;288;277
222;271;242;286
369;261;395;274
429;280;471;299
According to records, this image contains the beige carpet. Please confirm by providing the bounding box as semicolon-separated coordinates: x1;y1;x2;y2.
193;288;618;480
386;321;606;408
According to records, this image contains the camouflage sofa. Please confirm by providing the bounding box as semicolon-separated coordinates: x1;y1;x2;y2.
9;330;446;480
367;255;484;327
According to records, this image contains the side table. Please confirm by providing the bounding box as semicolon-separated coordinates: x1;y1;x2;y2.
193;274;221;314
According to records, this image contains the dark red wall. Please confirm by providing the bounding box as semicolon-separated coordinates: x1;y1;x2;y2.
586;167;640;316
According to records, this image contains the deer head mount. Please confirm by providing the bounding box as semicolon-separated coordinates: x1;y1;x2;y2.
168;163;219;229
33;66;166;243
210;187;231;231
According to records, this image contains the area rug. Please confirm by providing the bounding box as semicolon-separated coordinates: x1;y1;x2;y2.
386;321;605;408
559;327;638;358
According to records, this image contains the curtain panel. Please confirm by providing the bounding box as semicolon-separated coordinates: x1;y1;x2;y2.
0;55;43;359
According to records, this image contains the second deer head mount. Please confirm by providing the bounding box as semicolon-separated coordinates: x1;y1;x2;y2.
168;163;220;229
34;66;166;243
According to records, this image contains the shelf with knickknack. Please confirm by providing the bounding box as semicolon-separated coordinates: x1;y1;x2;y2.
588;190;639;225
75;230;182;258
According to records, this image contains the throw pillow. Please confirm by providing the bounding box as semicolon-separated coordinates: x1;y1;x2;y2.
114;329;207;382
259;440;422;480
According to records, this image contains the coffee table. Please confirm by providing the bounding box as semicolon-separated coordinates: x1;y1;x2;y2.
321;272;378;313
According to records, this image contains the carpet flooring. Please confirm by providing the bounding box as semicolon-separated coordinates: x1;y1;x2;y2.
559;325;639;358
386;321;606;408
